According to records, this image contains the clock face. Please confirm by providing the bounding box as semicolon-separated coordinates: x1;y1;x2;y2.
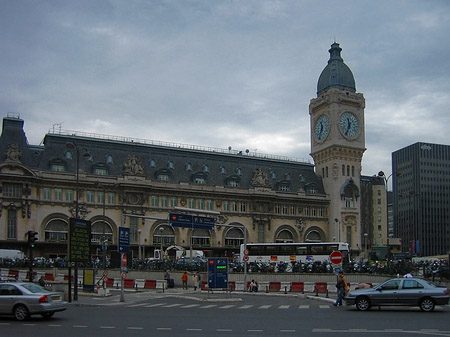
339;112;359;138
315;115;330;141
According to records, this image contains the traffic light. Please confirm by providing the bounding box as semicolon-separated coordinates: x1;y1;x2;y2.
27;230;38;248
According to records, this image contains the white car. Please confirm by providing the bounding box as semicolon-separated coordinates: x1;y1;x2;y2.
0;282;67;320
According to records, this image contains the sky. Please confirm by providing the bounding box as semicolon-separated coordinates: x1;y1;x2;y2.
1;0;450;182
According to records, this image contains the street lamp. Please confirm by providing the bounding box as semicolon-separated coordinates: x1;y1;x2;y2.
66;142;89;302
334;218;341;242
159;226;164;260
364;233;368;258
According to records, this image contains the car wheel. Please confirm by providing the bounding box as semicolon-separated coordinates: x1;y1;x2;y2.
419;297;435;312
41;312;55;318
355;296;370;311
13;304;30;321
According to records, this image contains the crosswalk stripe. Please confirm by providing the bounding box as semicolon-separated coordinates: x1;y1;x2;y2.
219;305;235;309
127;303;148;308
239;305;254;309
319;305;330;309
181;304;200;308
299;305;310;309
279;305;290;309
164;303;183;308
144;303;167;308
258;305;272;309
199;304;217;309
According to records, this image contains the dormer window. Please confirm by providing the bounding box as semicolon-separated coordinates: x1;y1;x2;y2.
156;168;171;181
220;166;226;174
271;171;276;179
149;159;156;168
236;168;242;175
168;161;174;169
192;171;208;184
285;173;291;180
203;164;209;173
65;151;73;160
225;175;241;187
106;155;113;165
93;163;108;176
186;162;192;171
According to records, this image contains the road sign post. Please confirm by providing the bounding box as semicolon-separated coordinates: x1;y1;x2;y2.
208;258;229;290
329;251;343;265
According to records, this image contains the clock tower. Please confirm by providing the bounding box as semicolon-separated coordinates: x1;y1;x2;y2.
310;42;366;252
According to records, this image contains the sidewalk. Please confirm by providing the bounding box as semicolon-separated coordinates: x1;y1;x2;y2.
72;286;337;306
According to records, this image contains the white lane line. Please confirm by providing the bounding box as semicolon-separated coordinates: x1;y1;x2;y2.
128;327;143;330
127;303;148;307
164;303;183;307
144;303;166;307
157;328;172;330
181;304;200;308
200;304;217;308
219;305;235;309
299;305;310;309
100;326;115;329
248;329;263;332
186;328;203;331
73;325;88;328
239;305;254;309
279;305;290;309
319;304;330;309
258;305;272;309
217;329;232;332
280;329;296;333
48;324;62;327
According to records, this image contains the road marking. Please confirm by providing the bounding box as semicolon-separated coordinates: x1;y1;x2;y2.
280;329;296;333
181;304;200;308
164;303;183;307
319;305;330;309
299;305;310;309
279;305;290;309
186;328;203;331
0;323;10;326
239;305;254;309
128;327;143;330
219;305;235;309
48;324;62;327
73;325;88;328
248;329;263;332
145;303;166;307
217;328;232;332
23;324;37;326
258;305;272;309
127;303;148;307
200;304;217;308
157;327;172;330
100;326;115;329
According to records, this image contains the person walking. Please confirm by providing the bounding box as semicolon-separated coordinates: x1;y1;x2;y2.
333;271;349;307
182;271;189;289
192;272;200;291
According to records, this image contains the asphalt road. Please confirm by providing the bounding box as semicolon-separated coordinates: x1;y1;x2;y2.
1;291;449;337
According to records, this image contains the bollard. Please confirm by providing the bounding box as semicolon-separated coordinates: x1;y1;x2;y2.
266;285;269;293
162;282;165;293
135;283;138;292
284;286;287;294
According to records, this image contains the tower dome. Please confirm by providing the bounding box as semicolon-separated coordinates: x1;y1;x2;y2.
317;42;356;96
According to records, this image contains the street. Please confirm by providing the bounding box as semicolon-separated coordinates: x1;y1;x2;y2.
0;290;449;337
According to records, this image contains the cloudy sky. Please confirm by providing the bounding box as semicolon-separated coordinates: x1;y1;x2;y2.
1;0;449;181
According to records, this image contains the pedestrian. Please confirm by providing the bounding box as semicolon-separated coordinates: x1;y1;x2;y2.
403;271;413;278
248;279;258;292
333;271;349;307
192;272;200;291
182;271;189;289
164;270;170;288
38;275;46;287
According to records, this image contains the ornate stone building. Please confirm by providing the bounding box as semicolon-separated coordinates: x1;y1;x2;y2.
0;43;366;260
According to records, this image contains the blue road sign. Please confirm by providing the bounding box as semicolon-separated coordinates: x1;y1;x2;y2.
118;227;130;253
208;257;228;289
169;213;214;230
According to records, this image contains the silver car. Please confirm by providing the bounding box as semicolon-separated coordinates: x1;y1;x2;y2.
0;282;67;320
345;278;449;312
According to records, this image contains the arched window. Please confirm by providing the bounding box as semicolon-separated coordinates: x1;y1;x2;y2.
44;218;68;242
152;225;175;246
275;229;294;243
224;227;244;247
305;230;322;242
91;220;114;244
191;229;211;247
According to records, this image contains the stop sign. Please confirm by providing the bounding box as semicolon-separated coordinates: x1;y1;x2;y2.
121;253;127;267
329;251;343;265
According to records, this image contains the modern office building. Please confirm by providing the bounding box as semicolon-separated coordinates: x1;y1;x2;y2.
0;42;367;260
393;142;450;256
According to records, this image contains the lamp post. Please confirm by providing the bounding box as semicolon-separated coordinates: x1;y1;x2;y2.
159;226;164;260
364;233;368;259
66;142;89;302
334;218;341;242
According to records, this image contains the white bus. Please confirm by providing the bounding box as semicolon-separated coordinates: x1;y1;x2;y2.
239;242;350;264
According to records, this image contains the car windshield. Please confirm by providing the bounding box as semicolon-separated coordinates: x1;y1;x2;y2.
21;283;50;293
